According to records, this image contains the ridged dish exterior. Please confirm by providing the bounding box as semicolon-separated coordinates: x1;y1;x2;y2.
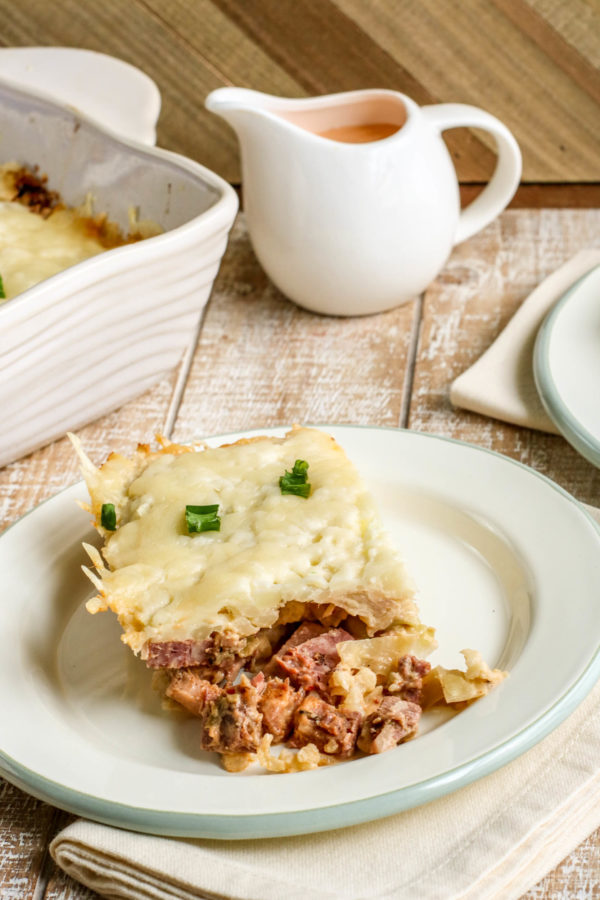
0;78;238;467
0;216;235;467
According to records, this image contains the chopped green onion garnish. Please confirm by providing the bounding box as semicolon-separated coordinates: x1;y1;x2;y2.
281;481;311;498
280;459;311;498
101;503;117;530
290;459;309;477
186;504;221;533
0;275;5;299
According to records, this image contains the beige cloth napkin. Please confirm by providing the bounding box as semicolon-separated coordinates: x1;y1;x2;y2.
450;249;600;432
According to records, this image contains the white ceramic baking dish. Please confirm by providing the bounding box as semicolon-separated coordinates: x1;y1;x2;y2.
0;76;238;468
0;46;162;145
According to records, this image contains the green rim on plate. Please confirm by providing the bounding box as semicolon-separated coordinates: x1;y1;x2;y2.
534;264;600;468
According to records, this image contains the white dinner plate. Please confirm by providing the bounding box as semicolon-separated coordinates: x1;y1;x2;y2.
534;264;600;468
1;425;600;839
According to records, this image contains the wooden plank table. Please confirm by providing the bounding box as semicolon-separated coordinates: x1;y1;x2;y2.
3;0;599;186
1;209;599;898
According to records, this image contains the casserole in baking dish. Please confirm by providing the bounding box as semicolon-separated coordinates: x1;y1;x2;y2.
0;77;238;467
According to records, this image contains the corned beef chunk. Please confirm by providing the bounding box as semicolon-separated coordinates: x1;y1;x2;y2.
290;693;361;758
145;631;246;682
357;696;421;754
274;627;354;694
262;622;327;675
146;638;212;668
388;655;431;704
258;677;305;743
166;673;263;753
165;670;222;716
201;680;264;753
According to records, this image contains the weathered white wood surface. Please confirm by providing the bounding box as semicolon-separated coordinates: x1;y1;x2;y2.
1;210;599;899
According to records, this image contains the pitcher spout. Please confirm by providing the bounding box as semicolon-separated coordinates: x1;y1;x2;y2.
205;88;294;143
205;87;282;119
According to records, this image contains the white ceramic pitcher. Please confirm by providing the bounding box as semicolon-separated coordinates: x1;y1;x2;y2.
206;88;521;316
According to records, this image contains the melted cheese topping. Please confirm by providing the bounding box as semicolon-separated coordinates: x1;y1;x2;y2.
0;161;162;302
0;202;111;300
77;428;419;652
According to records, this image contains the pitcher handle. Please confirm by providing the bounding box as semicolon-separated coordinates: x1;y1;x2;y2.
422;104;521;246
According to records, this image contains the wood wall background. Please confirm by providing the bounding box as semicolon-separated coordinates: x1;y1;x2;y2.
0;0;597;186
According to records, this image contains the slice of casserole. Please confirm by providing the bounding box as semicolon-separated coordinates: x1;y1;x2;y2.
73;426;505;771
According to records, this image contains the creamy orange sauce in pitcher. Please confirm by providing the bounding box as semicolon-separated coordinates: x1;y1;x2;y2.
317;122;400;143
